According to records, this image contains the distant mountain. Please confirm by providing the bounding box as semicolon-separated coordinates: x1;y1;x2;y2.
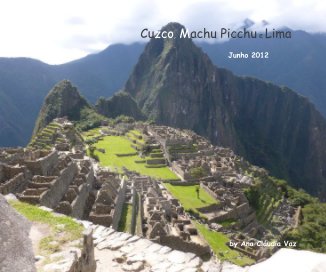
199;30;326;117
124;22;326;200
33;80;104;136
0;43;144;147
0;58;56;146
2;28;326;147
52;43;145;103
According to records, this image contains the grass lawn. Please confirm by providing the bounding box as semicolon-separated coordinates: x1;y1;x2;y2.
127;130;145;144
91;135;179;180
82;127;102;140
163;183;218;211
194;222;255;266
118;203;133;233
10;200;83;255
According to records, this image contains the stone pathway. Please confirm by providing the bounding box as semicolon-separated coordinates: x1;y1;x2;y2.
78;220;247;272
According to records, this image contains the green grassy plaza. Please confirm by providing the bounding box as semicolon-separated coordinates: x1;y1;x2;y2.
163;183;254;266
86;133;179;180
163;183;218;212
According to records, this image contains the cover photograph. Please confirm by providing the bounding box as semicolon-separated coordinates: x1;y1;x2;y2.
0;1;325;271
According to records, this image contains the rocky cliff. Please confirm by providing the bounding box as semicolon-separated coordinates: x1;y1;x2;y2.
125;22;326;199
0;195;36;272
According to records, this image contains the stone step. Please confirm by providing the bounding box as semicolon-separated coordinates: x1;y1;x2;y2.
28;181;52;189
18;195;40;205
22;188;48;196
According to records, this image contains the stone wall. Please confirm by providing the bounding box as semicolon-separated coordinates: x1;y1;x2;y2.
197;203;222;214
135;191;144;237
25;150;59;176
112;177;127;230
40;162;78;208
130;185;138;235
0;164;4;181
43;228;96;272
146;158;166;165
77;228;97;272
166;180;200;186
3;164;26;179
160;235;210;257
0;173;26;195
89;213;113;227
200;182;219;200
71;168;95;219
208;202;251;223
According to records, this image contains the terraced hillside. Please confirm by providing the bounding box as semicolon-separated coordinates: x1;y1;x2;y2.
29;119;83;151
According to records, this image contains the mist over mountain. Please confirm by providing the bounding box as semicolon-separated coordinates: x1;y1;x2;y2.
1;27;326;149
124;22;326;199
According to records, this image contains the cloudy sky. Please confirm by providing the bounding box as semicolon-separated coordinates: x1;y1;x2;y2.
1;0;325;64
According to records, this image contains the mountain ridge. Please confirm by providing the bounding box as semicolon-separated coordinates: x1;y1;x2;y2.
2;28;326;148
124;22;326;199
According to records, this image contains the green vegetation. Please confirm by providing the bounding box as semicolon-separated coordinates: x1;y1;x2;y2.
118;203;133;233
285;203;326;252
164;183;218;213
219;219;237;227
275;179;325;252
82;127;102;140
95;92;144;120
75;107;106;131
245;175;326;253
88;135;178;180
10;200;83;255
194;222;255;266
244;177;282;225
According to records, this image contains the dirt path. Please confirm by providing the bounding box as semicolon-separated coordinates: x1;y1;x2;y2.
29;222;51;254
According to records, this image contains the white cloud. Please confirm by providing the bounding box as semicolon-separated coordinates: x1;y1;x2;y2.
0;0;325;64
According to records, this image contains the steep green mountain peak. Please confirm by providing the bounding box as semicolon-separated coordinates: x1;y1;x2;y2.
125;22;326;200
33;80;104;136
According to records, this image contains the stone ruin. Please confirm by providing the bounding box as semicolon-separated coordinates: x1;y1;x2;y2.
0;147;127;231
127;175;211;257
144;124;298;260
0;122;300;266
88;170;126;229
